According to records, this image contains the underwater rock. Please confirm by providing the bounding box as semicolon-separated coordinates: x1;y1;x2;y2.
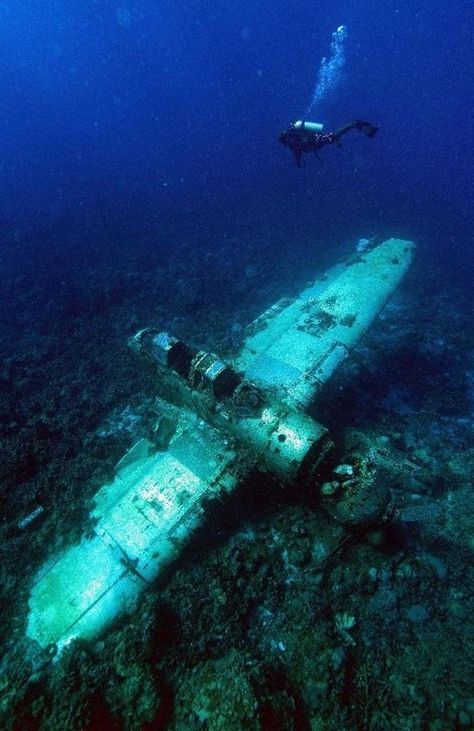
106;662;159;730
406;605;430;624
332;463;354;479
321;472;390;528
173;650;258;729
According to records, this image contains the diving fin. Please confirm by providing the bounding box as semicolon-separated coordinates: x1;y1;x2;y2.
293;149;303;167
354;120;378;138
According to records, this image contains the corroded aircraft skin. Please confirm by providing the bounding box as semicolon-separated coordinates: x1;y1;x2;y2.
26;238;414;652
236;238;414;407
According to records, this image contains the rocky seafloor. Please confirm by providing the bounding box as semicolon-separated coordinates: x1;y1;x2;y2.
0;220;473;730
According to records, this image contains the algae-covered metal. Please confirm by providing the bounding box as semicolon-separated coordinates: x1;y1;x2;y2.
27;408;241;650
236;238;415;407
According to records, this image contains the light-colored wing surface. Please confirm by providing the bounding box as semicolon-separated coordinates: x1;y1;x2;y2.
27;415;239;649
235;238;414;408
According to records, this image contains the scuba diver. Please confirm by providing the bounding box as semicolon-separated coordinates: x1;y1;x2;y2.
279;119;378;167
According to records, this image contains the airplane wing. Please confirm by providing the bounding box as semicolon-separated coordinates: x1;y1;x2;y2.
234;238;414;409
27;409;239;650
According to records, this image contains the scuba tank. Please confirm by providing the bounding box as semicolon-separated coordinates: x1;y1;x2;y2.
293;120;324;132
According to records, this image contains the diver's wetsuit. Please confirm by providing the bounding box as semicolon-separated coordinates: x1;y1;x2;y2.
279;119;378;167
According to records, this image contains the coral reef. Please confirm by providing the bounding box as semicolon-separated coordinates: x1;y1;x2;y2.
0;224;473;729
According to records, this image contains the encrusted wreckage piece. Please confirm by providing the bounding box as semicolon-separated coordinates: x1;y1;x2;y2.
26;238;414;651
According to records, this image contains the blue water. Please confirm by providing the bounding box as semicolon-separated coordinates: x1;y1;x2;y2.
1;1;472;274
0;2;473;728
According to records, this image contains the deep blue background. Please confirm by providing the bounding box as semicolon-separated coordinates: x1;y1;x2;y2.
0;0;472;278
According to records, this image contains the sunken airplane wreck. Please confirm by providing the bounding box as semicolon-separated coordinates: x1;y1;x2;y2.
27;237;414;652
